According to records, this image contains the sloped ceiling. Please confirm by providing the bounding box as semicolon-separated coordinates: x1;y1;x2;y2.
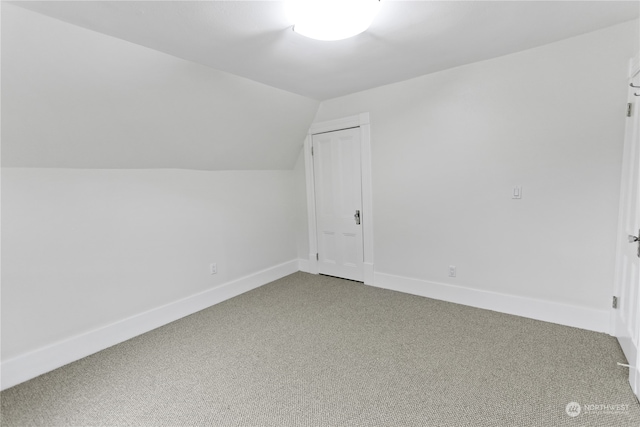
1;3;319;170
2;1;638;170
10;1;640;100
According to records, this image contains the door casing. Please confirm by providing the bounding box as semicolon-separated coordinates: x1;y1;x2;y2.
610;54;640;399
304;113;374;284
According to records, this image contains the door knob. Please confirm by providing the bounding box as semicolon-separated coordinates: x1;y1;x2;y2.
631;230;640;258
354;210;361;225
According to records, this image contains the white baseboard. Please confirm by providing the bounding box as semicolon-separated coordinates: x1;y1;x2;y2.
1;260;299;391
373;272;609;333
364;262;374;286
298;258;310;273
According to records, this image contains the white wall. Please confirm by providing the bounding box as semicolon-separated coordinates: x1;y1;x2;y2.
0;3;313;388
1;3;319;170
1;168;298;362
312;19;639;324
2;0;635;389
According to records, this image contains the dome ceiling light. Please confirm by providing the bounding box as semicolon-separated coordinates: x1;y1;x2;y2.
285;0;382;41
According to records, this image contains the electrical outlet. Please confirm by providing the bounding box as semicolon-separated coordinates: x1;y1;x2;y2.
210;263;217;275
448;265;456;277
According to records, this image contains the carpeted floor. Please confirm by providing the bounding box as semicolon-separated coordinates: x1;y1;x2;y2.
1;272;639;426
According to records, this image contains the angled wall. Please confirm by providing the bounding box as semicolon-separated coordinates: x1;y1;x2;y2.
1;3;317;388
1;3;319;170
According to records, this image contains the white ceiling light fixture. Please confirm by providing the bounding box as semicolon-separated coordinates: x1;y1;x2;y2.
285;0;382;41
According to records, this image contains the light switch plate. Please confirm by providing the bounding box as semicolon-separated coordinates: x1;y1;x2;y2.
512;186;522;199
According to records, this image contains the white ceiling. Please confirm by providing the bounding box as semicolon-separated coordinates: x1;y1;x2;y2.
11;1;640;101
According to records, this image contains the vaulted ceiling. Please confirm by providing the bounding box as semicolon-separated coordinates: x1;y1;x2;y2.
3;1;638;170
11;1;640;100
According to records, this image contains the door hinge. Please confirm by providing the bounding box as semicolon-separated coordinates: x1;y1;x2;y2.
311;146;314;156
612;296;618;309
316;253;319;261
627;103;633;117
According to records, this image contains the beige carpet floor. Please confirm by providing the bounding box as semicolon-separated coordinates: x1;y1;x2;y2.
1;272;639;426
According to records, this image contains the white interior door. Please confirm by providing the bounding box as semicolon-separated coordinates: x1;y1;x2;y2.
613;60;640;398
312;127;364;282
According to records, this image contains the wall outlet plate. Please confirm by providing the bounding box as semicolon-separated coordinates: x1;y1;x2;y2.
210;263;217;275
448;265;456;277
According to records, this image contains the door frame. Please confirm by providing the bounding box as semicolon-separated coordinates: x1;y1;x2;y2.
610;54;640;398
304;113;374;284
610;54;640;336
